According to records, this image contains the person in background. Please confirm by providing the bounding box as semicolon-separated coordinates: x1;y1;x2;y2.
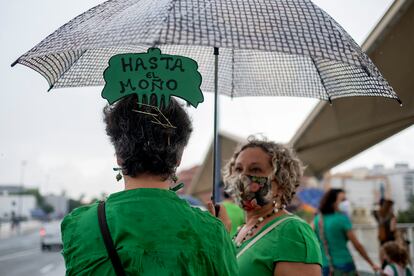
224;136;322;276
376;199;399;268
61;95;237;275
382;241;412;276
222;190;245;237
374;199;397;246
314;188;380;276
374;199;399;269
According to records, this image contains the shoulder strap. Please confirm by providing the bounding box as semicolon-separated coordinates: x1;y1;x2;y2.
388;264;398;276
406;265;412;276
236;216;298;259
97;201;126;276
318;215;334;272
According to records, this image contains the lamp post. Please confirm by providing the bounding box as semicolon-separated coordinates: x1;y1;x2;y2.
18;161;27;226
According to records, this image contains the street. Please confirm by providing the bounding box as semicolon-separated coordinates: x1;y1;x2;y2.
0;230;64;276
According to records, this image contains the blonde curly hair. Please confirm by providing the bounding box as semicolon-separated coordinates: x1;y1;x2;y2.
223;136;303;206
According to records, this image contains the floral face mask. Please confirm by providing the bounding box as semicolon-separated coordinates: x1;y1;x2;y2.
227;174;274;211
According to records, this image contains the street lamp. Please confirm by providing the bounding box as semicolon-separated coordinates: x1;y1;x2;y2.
18;160;27;222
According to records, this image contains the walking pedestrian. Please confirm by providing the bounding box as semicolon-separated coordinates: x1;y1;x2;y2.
314;188;380;275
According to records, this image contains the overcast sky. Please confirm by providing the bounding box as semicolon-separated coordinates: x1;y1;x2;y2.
2;0;412;199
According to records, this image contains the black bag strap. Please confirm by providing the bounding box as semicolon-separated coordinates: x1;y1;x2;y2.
97;201;126;276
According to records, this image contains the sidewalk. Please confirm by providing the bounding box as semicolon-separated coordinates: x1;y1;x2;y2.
0;220;42;240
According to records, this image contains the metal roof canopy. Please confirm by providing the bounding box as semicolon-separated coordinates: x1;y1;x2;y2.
290;0;414;177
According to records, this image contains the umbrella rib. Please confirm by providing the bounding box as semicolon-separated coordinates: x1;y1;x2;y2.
311;57;332;104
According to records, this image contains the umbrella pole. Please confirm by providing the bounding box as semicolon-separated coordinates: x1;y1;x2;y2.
212;47;221;204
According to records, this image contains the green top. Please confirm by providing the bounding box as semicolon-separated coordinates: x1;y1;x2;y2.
222;201;245;237
61;188;238;275
237;214;322;276
313;213;353;267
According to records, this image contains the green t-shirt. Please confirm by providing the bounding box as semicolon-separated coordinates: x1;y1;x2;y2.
313;213;353;267
236;214;322;276
222;201;245;237
61;188;238;275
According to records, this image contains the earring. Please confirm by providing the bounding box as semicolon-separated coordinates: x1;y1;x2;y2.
113;167;122;182
171;172;178;183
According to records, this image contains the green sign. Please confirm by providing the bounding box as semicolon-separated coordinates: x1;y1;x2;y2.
102;48;203;108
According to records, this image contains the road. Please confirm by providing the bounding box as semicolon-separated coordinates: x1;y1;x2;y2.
0;221;379;276
0;230;65;276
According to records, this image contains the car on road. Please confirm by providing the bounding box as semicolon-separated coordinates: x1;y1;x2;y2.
40;220;62;251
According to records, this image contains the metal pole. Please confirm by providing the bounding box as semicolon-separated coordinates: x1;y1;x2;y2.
18;160;26;235
212;47;221;203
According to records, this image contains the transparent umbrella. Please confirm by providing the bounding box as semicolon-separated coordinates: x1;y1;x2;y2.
12;0;401;201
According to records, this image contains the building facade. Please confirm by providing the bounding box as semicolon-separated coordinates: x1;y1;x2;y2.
0;193;36;220
325;163;414;223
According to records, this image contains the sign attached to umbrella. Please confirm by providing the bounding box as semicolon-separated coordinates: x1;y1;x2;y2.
102;48;204;108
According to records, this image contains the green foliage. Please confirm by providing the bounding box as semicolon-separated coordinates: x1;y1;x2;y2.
20;188;55;215
42;204;54;214
68;193;85;212
398;195;414;223
68;198;83;212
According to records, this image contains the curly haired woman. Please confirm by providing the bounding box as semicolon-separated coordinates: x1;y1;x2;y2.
224;136;322;276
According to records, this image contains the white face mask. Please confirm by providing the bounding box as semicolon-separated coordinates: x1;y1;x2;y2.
338;200;351;216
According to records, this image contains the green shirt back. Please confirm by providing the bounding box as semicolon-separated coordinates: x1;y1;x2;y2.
61;188;238;275
313;213;353;267
237;214;322;276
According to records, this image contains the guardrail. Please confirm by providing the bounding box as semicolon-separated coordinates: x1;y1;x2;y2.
352;223;414;272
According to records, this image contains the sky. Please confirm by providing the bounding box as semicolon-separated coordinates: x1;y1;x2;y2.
1;0;412;199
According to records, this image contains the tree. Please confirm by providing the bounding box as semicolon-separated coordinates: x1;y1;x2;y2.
397;195;414;223
17;188;54;215
68;193;85;212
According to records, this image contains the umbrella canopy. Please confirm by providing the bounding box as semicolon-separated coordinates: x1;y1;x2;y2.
296;188;324;209
179;194;205;207
13;0;399;103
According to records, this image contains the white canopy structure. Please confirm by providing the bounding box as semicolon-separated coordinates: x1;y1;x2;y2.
291;0;414;177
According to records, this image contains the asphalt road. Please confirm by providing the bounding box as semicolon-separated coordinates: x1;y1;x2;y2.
0;222;378;276
0;231;65;276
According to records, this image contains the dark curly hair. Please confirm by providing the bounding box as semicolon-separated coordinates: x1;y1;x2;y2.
223;136;303;206
103;94;192;180
318;188;344;214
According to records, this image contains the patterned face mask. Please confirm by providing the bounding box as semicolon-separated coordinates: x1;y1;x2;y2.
227;174;274;211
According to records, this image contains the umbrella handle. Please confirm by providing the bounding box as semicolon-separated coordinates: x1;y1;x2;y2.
212;47;221;204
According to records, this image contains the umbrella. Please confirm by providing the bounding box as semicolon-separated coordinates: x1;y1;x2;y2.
297;188;324;209
12;0;401;202
179;195;205;208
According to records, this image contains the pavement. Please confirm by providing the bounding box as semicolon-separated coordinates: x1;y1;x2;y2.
0;220;42;240
0;223;65;276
